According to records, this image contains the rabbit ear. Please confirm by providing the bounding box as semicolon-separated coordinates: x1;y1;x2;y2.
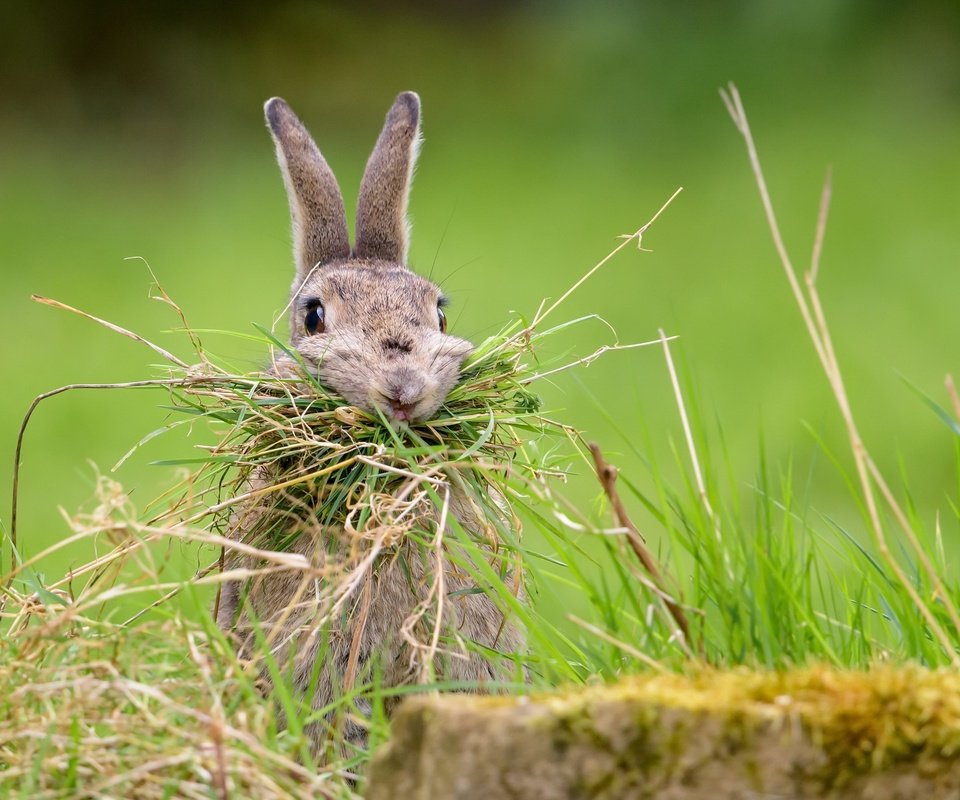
265;98;350;281
354;91;421;263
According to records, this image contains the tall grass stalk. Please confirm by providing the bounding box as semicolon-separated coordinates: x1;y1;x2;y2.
721;83;960;663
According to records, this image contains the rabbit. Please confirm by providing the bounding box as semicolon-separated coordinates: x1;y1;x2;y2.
214;91;524;754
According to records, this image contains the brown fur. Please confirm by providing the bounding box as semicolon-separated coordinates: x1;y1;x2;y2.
216;92;524;753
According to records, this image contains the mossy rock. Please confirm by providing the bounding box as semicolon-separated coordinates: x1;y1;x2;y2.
366;666;960;799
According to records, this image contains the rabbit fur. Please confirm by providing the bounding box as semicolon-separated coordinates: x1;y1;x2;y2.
215;92;523;752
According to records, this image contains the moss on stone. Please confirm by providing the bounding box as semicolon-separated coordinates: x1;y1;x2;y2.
367;666;960;799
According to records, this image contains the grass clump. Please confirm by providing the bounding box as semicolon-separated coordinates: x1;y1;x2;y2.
0;478;355;798
163;317;545;551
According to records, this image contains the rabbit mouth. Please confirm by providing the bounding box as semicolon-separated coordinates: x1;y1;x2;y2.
367;388;424;423
371;395;430;424
388;401;417;423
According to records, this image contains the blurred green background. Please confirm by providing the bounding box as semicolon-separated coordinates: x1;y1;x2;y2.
2;1;959;575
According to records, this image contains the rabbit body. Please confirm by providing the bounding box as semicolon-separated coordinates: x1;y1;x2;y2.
216;476;522;749
215;92;522;751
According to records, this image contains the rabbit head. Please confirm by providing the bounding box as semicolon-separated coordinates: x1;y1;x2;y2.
265;92;472;423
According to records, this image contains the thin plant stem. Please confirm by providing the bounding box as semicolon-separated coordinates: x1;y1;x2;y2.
658;329;732;581
526;187;682;333
946;374;960;421
8;378;220;575
32;295;189;368
567;614;668;672
589;442;697;657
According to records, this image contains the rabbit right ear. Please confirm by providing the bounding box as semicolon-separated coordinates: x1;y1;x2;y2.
354;92;421;264
265;98;350;282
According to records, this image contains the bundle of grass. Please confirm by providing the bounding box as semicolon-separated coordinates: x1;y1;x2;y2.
173;318;544;555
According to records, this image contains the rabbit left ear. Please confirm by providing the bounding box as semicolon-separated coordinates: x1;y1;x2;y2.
354;92;421;264
265;97;351;282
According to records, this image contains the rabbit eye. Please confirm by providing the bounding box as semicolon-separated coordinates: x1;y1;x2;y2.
304;303;325;335
437;304;447;333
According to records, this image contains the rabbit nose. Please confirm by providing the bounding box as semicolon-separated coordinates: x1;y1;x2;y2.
382;367;428;420
387;368;426;406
